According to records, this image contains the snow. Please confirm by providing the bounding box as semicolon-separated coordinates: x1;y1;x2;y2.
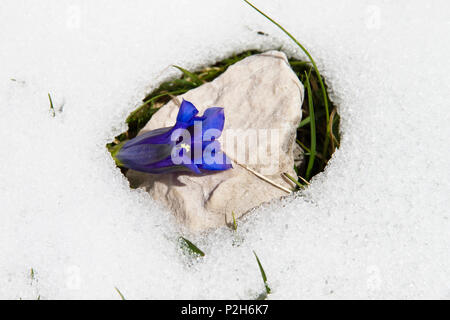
1;0;449;299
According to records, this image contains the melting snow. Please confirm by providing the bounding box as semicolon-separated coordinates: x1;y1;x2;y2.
0;0;449;299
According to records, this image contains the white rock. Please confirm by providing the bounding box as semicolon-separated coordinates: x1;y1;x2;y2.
127;50;304;232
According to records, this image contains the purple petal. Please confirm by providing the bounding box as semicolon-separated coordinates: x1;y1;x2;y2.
176;99;199;125
201;107;225;136
199;141;233;171
114;100;232;175
121;127;173;149
199;154;233;171
117;143;173;169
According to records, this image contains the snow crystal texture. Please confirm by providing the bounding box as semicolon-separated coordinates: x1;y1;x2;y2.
0;0;449;299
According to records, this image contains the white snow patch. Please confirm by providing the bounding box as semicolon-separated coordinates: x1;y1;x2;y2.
0;0;449;299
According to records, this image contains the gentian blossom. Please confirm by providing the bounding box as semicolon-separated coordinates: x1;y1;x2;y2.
115;99;232;174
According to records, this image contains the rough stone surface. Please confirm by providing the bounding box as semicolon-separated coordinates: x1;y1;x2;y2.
127;51;304;232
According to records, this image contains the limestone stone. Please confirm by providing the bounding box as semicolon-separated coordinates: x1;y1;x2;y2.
127;50;304;232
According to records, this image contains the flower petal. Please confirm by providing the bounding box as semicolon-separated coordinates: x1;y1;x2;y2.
199;153;233;171
199;141;233;171
121;127;173;149
134;152;201;174
183;163;202;174
116;143;173;169
122;99;199;151
201;107;225;136
113;100;232;175
176;99;199;125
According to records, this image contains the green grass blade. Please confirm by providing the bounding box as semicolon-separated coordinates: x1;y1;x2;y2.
114;287;126;300
298;116;311;128
173;65;203;86
48;93;55;117
253;251;271;294
180;237;205;257
298;110;325;129
243;0;330;155
296;139;310;153
283;172;304;189
232;211;238;231
289;61;311;67
304;72;316;180
134;88;189;112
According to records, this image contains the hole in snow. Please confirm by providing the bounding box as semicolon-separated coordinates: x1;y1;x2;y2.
107;49;340;231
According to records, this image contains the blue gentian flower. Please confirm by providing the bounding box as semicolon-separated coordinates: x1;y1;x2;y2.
115;100;232;174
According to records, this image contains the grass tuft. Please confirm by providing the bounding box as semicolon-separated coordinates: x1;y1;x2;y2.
173;65;204;86
243;0;331;156
243;0;340;180
304;71;316;180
